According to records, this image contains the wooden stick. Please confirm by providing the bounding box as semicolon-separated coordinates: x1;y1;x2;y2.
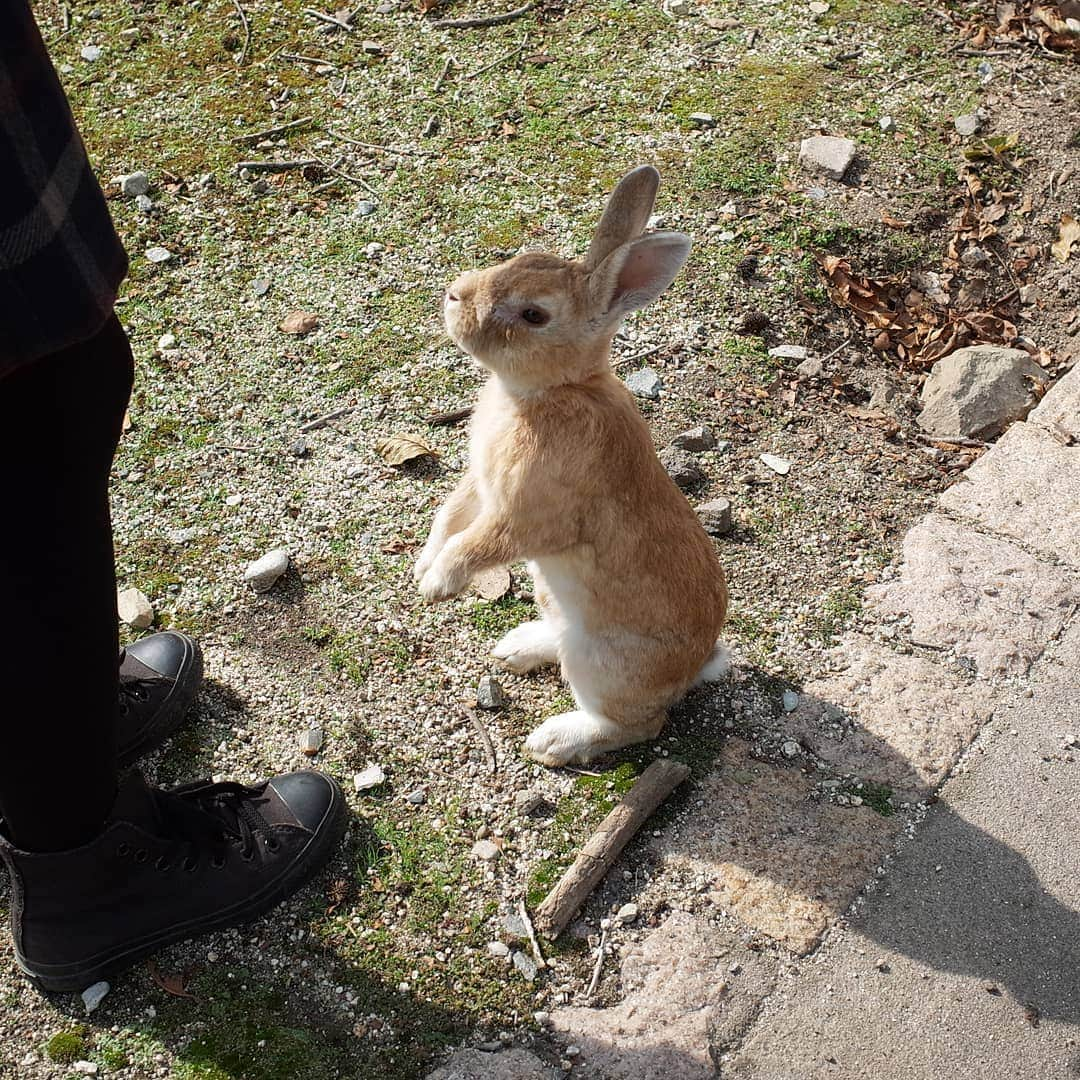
303;7;354;30
535;759;690;938
300;405;354;432
281;51;338;67
469;711;497;772
231;117;313;144
230;0;252;64
431;0;536;30
584;924;610;999
467;36;527;78
326;128;426;157
426;405;474;426
518;900;547;970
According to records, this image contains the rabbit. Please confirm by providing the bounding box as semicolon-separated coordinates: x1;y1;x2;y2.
413;164;729;766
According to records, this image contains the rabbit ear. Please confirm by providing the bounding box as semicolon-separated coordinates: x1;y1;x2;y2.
588;231;691;320
584;165;661;271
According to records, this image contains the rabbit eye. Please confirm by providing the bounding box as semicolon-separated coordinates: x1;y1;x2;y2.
520;307;549;326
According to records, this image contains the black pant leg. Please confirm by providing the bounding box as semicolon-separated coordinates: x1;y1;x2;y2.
0;314;133;851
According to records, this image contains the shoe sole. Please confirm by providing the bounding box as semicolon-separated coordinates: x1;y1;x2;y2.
16;774;349;994
117;632;204;769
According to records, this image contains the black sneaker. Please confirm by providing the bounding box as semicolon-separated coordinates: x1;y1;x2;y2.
117;631;203;767
0;769;347;993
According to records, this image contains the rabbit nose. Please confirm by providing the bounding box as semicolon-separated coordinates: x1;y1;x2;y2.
446;289;460;303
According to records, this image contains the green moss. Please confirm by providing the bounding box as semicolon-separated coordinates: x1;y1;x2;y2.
467;595;534;639
46;1028;88;1064
842;780;895;816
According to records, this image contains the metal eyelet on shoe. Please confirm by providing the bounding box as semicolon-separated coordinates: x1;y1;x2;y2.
182;857;199;873
116;843;131;857
134;849;149;863
155;857;170;872
240;848;255;862
211;854;226;869
265;838;280;853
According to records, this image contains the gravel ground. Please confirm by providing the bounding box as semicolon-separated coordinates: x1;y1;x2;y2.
4;0;1078;1077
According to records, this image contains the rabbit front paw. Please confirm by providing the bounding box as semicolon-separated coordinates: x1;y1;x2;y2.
418;556;468;603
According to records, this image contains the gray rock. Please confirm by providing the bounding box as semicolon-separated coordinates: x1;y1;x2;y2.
477;674;508;710
769;344;808;361
300;728;324;756
72;1064;98;1077
917;345;1051;440
425;1048;554;1080
961;247;991;268
659;447;705;489
514;789;548;815
167;527;199;545
782;690;801;712
696;497;733;536
472;839;502;861
252;277;272;297
782;740;801;758
670;425;716;452
512;950;539;982
80;45;102;62
954;113;981;137
354;199;377;217
145;246;172;264
81;981;110;1015
117;588;154;629
244;547;290;592
502;913;527;938
406;789;427;805
689;112;716;128
135;194;153;212
289;438;309;458
616;902;639;924
624;367;663;400
487;941;510;957
879;115;896;133
795;356;823;379
798;135;857;181
118;171;149;196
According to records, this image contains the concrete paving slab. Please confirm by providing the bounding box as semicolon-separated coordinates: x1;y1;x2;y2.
654;741;904;956
868;513;1080;676
723;620;1080;1080
783;633;997;800
939;421;1080;570
427;1048;558;1079
551;911;776;1080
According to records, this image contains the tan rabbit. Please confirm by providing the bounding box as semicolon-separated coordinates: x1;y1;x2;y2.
414;165;729;765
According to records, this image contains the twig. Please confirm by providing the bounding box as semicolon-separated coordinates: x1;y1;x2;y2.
881;68;930;94
518;900;547;971
300;406;354;432
237;159;320;173
217;443;254;452
303;7;354;30
231;117;314;144
426;406;474;426
469;712;497;773
314;157;379;195
468;36;528;77
230;0;252;64
325;128;426;157
433;55;455;92
281;51;338;67
613;345;662;370
535;759;691;938
431;0;536;30
821;336;852;363
585;925;610;999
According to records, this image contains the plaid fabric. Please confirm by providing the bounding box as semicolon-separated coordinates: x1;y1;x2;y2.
0;2;128;377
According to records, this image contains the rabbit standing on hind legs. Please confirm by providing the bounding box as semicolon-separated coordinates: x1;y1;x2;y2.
414;165;730;766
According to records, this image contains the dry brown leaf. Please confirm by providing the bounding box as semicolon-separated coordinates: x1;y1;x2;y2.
147;959;197;1000
375;433;438;466
880;209;909;230
1051;214;1080;262
279;310;320;335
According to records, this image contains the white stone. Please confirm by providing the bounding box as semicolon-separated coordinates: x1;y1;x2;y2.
487;941;510;957
73;1064;98;1076
798;135;857;180
157;333;176;350
879;115;896;133
769;344;808;361
117;587;154;629
760;453;791;475
954;113;981;137
81;980;110;1015
300;728;324;756
616;902;639;924
243;547;290;592
353;764;386;792
472;839;502;861
476;674;508;710
145;246;172;263
696;498;733;536
81;45;102;62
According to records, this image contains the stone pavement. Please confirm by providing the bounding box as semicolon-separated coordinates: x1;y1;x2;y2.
429;364;1080;1080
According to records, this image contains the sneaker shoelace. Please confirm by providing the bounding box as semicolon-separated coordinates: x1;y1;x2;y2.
117;649;159;716
150;781;275;868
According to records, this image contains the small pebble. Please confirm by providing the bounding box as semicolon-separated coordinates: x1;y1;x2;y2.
472;839;502;861
118;170;149;196
252;277;272;297
696;497;733;536
795;356;823;379
782;690;800;712
689;112;716;128
157;332;176;351
135;194;153;212
624;367;663;400
81;45;102;61
353;764;386;791
487;941;510;957
289;438;309;458
145;246;172;263
954;113;981;137
512;950;538;982
476;675;508;710
659;447;705;490
117;587;154;630
760;453;792;476
534;1011;551;1025
616;903;639;924
515;790;547;815
73;1064;98;1077
670;425;716;452
300;728;324;756
81;981;110;1015
354;199;377;217
768;344;808;361
406;789;426;805
243;547;290;592
781;740;800;758
878;115;896;133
